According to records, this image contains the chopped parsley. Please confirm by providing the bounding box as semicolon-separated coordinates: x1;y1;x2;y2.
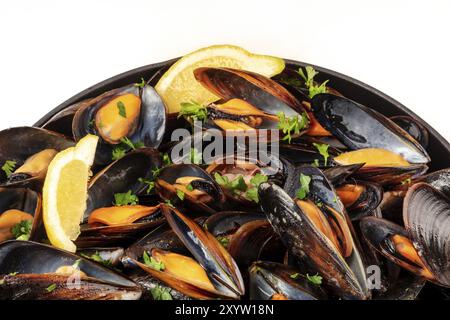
143;251;165;271
11;220;32;241
139;177;155;195
297;66;329;99
290;273;300;279
9;272;18;276
134;77;146;88
296;174;312;200
190;148;202;165
46;283;57;293
217;236;230;248
306;273;323;285
277;112;309;143
113;190;139;206
313;143;330;166
162;153;172;166
214;173;248;194
245;173;268;203
176;189;185;201
186;184;194;192
112;147;127;161
179;101;208;121
2;160;17;178
80;252;112;267
117;101;127;118
401;178;412;185
150;285;173;300
111;138;144;161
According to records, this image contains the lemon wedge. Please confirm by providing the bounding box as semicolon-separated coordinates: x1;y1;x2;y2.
43;134;98;252
155;45;285;114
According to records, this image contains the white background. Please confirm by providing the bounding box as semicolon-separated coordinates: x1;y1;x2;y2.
1;0;449;140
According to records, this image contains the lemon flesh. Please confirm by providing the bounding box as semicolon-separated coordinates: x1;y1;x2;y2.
155;45;285;114
43;134;98;252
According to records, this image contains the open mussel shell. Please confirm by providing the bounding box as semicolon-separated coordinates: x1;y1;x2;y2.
311;93;430;164
161;205;245;299
203;211;266;236
0;188;41;243
156;164;225;214
72;84;166;165
77;148;163;245
412;168;450;199
77;247;125;268
391;115;429;149
324;163;365;185
249;261;327;300
336;180;383;221
403;183;450;287
0;127;74;189
258;181;369;299
41;100;87;138
193;67;308;137
0;241;141;300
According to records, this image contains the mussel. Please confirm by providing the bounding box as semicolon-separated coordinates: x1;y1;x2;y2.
0;241;141;300
124;205;244;299
0;127;74;189
73;84;166;165
361;182;450;287
249;261;327;300
259;165;370;299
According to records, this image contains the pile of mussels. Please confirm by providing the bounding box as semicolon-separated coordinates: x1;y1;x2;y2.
0;63;449;300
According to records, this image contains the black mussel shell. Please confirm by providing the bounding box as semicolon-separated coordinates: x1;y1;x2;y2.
391;115;429;149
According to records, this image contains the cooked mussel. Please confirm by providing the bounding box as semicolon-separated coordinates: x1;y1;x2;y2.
0;241;141;300
390;115;429;149
128;205;244;299
361;182;450;287
156;164;225;214
249;261;327;300
259;166;369;299
0;188;41;243
77;148;163;246
73;84;166;165
189;67;308;138
0;127;74;189
311;94;430;164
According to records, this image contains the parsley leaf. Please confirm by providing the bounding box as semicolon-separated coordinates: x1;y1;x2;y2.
81;252;112;267
2;160;17;178
186;184;194;191
401;178;412;185
150;285;173;300
179;101;208;121
245;188;259;203
245;173;268;203
306;273;323;285
190;148;202;165
134;77;146;88
297;66;329;99
113;190;139;206
215;173;248;196
250;173;268;187
312;143;330;166
162;153;172;166
296;174;311;200
117;101;127;118
176;189;185;201
11;220;32;240
143;251;165;271
290;273;300;279
112;146;127;161
277;112;309;143
121;137;143;150
46;283;57;293
139;177;155;195
216;236;230;248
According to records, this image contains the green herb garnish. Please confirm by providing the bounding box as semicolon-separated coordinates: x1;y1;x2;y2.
297;66;329;99
134;77;146;88
313;143;330;166
81;252;112;267
46;283;57;293
214;173;248;195
117;101;127;118
306;273;323;285
112;146;127;161
401;178;412;185
9;272;18;276
162;153;172;166
179;101;208;121
111;138;144;161
121;137;143;150
190;148;202;165
277;112;309;143
244;173;268;203
296;174;312;200
150;285;173;300
113;190;139;206
139;177;155;195
2;160;17;178
216;236;230;248
186;184;194;191
290;273;300;279
176;189;185;201
11;220;32;241
143;251;165;271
